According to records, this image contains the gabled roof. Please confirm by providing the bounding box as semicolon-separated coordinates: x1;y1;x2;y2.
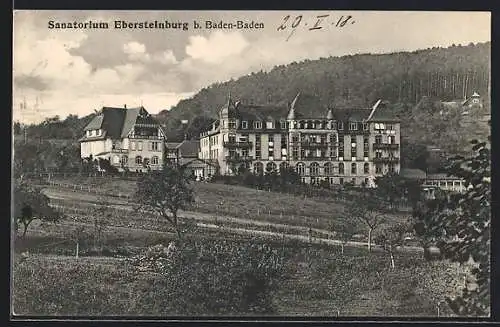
82;106;162;140
176;140;200;158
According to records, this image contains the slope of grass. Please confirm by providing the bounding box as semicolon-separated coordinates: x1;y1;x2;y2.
12;244;465;317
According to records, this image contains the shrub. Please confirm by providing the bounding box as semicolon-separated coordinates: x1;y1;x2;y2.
129;239;290;315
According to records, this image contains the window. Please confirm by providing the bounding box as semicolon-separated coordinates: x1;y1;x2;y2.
338;121;344;130
112;142;117;150
138;142;143;151
329;134;337;143
254;121;262;129
241;121;248;129
242;149;248;157
339;163;344;175
349;122;358;131
228;120;237;129
339;178;344;185
266;121;275;129
388;164;395;173
281;135;287;149
253;162;264;175
228;135;236;143
255;135;261;159
351;163;357;174
296;162;306;176
279;162;288;172
121;155;128;166
292;134;299;143
266;162;277;173
152;156;159;165
269;134;274;144
310;162;320;176
389;136;396;144
324;162;333;175
351;178;356;185
113;155;120;164
364;163;369;174
351;141;357;158
320;134;327;144
280;121;287;129
375;135;382;144
387;124;393;130
363;123;369;131
375;150;382;158
152;142;159;151
338;144;344;158
375;164;382;174
131;141;136;150
268;149;274;159
364;178;369;185
292;148;299;160
135;156;142;165
143;158;150;166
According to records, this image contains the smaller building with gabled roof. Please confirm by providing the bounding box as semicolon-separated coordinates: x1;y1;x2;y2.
79;105;167;172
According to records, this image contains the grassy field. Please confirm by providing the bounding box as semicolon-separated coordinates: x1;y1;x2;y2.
45;176;408;233
12;237;465;317
12;176;464;317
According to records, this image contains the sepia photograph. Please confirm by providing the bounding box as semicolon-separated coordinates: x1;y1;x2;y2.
11;10;491;318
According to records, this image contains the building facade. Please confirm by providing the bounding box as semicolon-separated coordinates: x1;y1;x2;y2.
199;93;401;186
79;106;167;172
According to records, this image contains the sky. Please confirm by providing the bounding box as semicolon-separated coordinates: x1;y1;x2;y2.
12;10;490;124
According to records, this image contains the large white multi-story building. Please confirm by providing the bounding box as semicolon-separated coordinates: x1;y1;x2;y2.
199;93;401;186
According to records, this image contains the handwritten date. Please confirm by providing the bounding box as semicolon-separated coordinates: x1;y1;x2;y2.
277;14;355;41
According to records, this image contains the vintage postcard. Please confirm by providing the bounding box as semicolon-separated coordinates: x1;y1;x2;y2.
11;10;491;319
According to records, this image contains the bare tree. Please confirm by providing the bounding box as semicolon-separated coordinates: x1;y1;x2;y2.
346;189;386;252
330;219;357;255
375;222;410;269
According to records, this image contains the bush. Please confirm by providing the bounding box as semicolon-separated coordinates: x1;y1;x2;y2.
129;240;290;315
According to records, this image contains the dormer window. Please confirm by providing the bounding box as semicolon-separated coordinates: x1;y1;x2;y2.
280;120;287;129
241;121;248;129
96;129;102;136
86;130;91;137
266;121;275;129
349;122;358;131
363;123;369;131
254;121;262;129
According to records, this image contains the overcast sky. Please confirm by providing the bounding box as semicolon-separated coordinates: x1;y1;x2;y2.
13;10;490;124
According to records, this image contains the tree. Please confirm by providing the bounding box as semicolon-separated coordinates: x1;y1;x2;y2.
375;222;409;269
375;172;405;210
91;197;111;254
134;163;195;241
347;189;386;252
13;182;61;238
413;134;490;316
330;219;357;255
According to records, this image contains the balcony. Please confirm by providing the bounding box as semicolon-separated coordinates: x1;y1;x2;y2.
111;148;128;154
373;157;400;163
223;141;253;149
225;155;253;163
300;141;329;148
373;143;400;150
129;135;163;140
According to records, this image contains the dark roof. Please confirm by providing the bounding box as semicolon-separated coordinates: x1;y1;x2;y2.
82;106;161;139
177;140;200;157
367;103;400;122
165;142;181;149
426;173;463;180
235;103;287;121
332;108;371;121
400;168;427;180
